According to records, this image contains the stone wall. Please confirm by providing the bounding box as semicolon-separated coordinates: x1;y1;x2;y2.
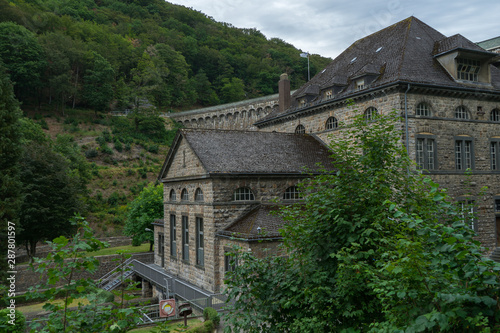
15;252;153;292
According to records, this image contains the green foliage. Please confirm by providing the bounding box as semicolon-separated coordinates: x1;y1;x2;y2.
25;216;141;332
0;309;26;333
203;307;220;328
124;182;163;249
223;108;500;332
82;51;115;112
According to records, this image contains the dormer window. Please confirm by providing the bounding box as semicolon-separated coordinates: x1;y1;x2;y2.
356;79;365;91
324;90;333;99
456;58;480;82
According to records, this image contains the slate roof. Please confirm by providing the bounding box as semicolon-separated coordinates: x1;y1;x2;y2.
217;204;286;240
478;36;500;51
259;16;500;123
175;129;334;175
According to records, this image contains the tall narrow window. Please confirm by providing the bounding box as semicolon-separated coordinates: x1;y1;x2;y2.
459;200;476;231
325;117;338;130
195;188;204;202
454;106;470;119
416;136;436;170
491;139;500;170
181;188;189;201
455;138;473;170
295;124;305;134
415;102;431;116
225;251;238;273
182;215;189;262
491;109;500;122
196;217;204;267
158;233;165;267
170;214;176;258
169;189;176;201
233;187;255;201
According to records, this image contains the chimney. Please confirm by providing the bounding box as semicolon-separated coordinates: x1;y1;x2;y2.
279;73;291;113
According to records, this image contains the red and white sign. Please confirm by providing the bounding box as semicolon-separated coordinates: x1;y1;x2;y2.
159;299;176;317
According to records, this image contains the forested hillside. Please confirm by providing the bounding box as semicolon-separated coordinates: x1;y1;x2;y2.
0;0;331;112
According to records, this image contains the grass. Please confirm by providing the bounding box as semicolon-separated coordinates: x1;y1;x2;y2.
127;319;202;332
88;242;151;257
17;298;91;315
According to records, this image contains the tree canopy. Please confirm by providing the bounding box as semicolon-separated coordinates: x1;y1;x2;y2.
223;109;500;332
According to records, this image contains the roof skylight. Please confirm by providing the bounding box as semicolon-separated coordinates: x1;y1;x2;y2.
350;57;357;63
376;47;383;52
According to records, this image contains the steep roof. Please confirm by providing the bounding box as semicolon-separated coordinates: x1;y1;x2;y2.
217;204;285;240
260;17;500;122
478;36;500;52
159;129;334;179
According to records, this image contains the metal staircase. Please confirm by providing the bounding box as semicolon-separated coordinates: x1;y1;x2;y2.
98;258;135;291
490;247;500;263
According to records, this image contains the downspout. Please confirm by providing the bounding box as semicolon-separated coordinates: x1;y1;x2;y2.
404;84;411;154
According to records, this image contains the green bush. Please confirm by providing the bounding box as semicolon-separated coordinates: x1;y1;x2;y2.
0;309;26;332
203;307;219;328
85;148;98;158
114;140;123;152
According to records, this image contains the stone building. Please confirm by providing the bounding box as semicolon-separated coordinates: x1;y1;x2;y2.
136;16;500;298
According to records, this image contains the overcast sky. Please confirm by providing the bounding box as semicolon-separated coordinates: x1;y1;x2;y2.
168;0;500;59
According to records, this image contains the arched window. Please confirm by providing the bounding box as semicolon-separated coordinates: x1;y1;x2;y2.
454;106;470;119
415;102;431;116
169;189;177;201
295;124;305;134
283;186;302;200
364;107;378;121
325;117;338;130
233;187;255;201
181;188;189;201
490;109;500;122
195;188;204;202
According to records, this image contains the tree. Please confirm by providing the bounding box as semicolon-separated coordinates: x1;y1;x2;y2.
17;142;84;261
219;77;246;103
26;216;141;332
223;109;500;332
124;182;163;251
82;51;115;114
0;63;22;280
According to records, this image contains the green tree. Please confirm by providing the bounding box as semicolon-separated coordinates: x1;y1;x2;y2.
223;109;500;332
124;182;163;251
0;22;46;101
219;77;246;103
82;51;115;114
0;63;22;281
17;142;84;261
26;216;141;332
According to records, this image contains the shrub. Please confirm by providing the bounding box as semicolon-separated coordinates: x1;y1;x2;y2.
203;307;219;328
114;140;123;152
85;148;98;158
0;309;26;332
147;144;159;154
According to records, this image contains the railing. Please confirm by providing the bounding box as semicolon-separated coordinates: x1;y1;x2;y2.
98;258;134;290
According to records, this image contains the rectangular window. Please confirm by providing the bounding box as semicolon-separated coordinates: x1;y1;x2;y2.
416;137;436;170
456;58;480;82
459;200;476;231
224;252;238;273
169;214;176;258
182;215;189;262
491;140;500;170
158;233;165;267
455;138;473;170
495;198;500;213
196;217;204;266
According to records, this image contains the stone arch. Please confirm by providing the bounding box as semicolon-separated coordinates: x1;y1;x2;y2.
205;116;213;128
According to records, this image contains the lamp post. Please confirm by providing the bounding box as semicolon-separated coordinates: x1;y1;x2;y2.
300;52;310;81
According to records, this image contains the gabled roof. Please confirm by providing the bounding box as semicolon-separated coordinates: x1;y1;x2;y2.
259;16;500;123
217;204;285;240
478;36;500;52
158;129;334;179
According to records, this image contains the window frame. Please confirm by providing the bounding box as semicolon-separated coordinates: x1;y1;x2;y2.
454;106;470;120
233;187;255;201
181;188;189;201
325;116;338;130
194;188;204;202
415;102;431;117
415;135;437;170
295;124;305;134
456;58;480;82
491;109;500;122
169;214;177;258
181;215;189;262
364;107;378;122
196;217;204;267
283;186;302;201
169;189;176;202
454;136;474;170
158;232;165;266
490;138;500;170
224;251;238;273
457;198;477;231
